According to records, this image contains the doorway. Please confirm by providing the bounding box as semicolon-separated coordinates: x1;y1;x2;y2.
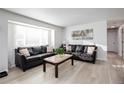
107;28;118;54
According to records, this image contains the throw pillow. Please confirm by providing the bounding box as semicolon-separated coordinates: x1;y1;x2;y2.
66;45;71;52
19;48;30;57
83;46;88;53
47;47;53;53
87;47;95;54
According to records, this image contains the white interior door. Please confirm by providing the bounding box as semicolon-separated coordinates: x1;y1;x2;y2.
107;30;118;53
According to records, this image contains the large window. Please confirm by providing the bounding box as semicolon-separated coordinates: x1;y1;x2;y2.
8;21;55;68
9;22;55;47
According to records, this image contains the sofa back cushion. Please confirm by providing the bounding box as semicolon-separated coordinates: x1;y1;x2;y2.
41;46;47;53
75;45;84;52
71;45;76;52
67;44;97;53
18;47;33;54
27;47;34;55
32;46;42;55
17;46;47;55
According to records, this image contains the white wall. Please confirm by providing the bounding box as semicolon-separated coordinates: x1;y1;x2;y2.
107;29;118;53
8;23;16;68
0;13;8;72
63;21;107;61
0;9;63;72
3;9;63;48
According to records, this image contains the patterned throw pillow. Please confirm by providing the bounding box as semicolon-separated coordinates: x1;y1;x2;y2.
87;47;95;54
75;45;83;52
19;48;30;57
83;46;88;53
47;47;53;53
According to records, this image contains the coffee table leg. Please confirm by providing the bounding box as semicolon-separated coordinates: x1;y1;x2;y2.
71;58;74;66
55;65;58;78
43;62;46;72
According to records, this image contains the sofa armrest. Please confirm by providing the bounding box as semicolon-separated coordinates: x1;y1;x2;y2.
15;53;27;68
92;49;97;63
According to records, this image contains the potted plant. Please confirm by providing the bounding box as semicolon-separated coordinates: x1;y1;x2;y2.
54;48;64;56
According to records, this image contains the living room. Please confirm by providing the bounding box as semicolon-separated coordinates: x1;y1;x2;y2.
0;8;124;84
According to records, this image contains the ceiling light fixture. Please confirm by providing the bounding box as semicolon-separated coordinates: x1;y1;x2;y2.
111;25;116;28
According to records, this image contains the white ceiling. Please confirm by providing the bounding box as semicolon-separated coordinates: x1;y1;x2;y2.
4;8;124;27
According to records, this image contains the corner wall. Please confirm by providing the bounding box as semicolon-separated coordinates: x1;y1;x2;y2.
63;21;107;61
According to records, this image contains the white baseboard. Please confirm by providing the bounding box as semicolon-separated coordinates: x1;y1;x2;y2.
0;68;8;73
9;64;15;69
96;58;107;62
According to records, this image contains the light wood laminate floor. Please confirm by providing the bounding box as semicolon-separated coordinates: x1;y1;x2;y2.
0;52;124;84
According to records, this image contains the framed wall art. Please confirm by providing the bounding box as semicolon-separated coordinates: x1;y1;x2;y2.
72;29;93;40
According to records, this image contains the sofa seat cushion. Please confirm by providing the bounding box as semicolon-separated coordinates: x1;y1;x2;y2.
40;53;55;58
65;51;72;54
79;53;93;61
72;52;81;57
26;54;42;62
26;53;54;62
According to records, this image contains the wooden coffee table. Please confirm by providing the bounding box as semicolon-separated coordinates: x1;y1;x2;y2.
43;54;73;78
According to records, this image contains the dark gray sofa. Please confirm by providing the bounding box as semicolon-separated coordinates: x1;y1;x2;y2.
15;46;55;72
61;44;97;64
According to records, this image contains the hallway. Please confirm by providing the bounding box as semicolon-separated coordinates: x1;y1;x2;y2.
107;52;124;83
